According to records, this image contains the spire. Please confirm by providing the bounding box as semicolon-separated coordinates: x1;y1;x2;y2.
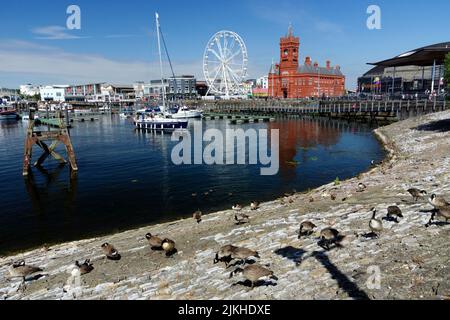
287;23;293;37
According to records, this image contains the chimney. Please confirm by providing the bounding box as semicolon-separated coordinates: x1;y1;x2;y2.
305;57;311;66
313;61;319;68
326;60;331;70
335;65;341;71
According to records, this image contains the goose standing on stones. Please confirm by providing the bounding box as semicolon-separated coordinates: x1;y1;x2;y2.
145;233;164;250
369;208;383;237
426;205;450;227
8;260;44;291
193;210;202;224
235;212;250;225
428;194;450;209
232;204;243;212
386;206;404;223
230;265;277;289
75;259;94;275
214;245;238;267
250;202;260;211
298;221;317;239
408;188;427;202
357;183;367;192
318;228;341;250
162;238;177;257
9;260;43;281
230;247;260;266
101;243;121;261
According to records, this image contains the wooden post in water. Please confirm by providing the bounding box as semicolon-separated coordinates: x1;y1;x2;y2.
23;109;78;176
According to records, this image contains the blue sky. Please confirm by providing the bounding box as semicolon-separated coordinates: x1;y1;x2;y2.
0;0;449;89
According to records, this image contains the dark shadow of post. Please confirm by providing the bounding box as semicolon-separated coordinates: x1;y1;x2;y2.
413;119;450;132
312;251;370;300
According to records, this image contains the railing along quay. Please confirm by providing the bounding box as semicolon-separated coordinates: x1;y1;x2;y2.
202;99;447;121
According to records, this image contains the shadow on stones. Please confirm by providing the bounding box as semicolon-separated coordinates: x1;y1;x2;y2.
426;221;450;227
361;232;379;239
165;249;178;257
228;259;257;269
274;246;307;266
312;251;370;300
232;279;277;289
414;119;450;133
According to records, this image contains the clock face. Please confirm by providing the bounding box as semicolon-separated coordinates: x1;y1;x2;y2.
284;49;288;56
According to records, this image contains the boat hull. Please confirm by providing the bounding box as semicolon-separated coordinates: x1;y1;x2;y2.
0;111;19;120
134;119;188;131
171;110;203;119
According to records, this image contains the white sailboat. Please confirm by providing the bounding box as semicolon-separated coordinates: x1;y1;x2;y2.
134;13;188;131
170;106;203;119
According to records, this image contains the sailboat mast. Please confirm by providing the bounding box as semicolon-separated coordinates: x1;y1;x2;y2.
155;12;166;110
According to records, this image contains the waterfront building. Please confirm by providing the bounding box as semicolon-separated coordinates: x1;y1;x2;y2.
134;81;145;99
256;76;269;89
268;26;345;99
0;87;19;100
243;79;256;96
358;42;450;98
39;85;68;102
252;87;269;98
167;75;197;100
101;84;135;101
143;80;169;100
65;83;104;102
19;84;41;97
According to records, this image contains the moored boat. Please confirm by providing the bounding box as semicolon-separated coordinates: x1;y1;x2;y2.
0;106;19;120
170;106;203;119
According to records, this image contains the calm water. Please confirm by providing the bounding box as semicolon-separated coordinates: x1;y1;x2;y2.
0;115;384;255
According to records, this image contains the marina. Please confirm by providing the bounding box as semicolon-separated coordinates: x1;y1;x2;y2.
0;114;384;255
0;0;449;303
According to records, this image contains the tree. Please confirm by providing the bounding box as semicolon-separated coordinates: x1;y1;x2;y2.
445;53;450;90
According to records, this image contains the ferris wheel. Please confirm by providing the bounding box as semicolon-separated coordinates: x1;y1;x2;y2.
203;30;248;97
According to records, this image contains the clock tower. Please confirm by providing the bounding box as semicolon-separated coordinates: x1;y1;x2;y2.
279;24;300;74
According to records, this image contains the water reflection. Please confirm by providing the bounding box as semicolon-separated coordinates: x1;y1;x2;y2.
24;165;78;216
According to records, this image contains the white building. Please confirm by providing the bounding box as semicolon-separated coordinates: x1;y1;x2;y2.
20;84;41;96
39;85;68;102
256;76;269;89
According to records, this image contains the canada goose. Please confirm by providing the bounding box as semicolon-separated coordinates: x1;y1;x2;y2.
408;188;427;202
428;194;450;209
235;212;250;225
369;209;383;237
230;265;277;289
386;206;403;223
298;221;317;239
250;202;260;211
319;228;340;250
162;238;177;256
232;204;243;212
357;183;367;192
230;247;260;264
145;233;163;249
193;210;202;224
101;243;121;261
75;259;94;275
214;245;238;267
426;206;450;227
8;260;43;281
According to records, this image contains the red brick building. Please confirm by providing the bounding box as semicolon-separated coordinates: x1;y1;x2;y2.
268;27;345;99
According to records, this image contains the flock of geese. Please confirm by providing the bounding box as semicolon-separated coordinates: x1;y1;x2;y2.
5;186;450;294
